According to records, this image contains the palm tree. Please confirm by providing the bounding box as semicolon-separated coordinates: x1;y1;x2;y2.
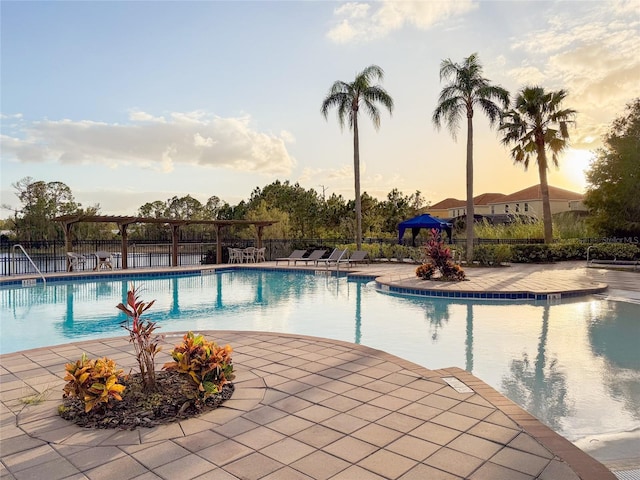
432;53;509;263
500;86;576;243
321;65;394;250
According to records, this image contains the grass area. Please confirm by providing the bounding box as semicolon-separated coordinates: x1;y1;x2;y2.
472;212;597;240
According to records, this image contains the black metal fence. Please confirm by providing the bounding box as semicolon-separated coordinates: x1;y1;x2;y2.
0;238;354;276
1;236;613;277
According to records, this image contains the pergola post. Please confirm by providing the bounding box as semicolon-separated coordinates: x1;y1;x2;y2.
256;225;264;249
63;222;73;252
171;224;180;267
63;221;74;271
118;223;129;269
216;224;223;264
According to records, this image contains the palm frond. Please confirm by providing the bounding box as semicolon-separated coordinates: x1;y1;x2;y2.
432;98;464;138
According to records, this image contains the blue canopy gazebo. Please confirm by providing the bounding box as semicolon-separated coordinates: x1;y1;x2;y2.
397;214;453;245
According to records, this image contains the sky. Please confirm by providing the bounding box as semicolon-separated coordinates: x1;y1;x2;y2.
1;0;638;217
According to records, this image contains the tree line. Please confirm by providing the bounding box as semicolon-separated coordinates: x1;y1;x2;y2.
2;178;426;242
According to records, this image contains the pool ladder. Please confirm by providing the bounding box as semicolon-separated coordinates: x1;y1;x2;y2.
12;244;46;285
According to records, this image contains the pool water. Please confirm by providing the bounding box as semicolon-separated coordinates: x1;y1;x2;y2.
1;269;639;444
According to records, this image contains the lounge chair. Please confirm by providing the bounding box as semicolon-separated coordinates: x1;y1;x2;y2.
293;249;327;265
315;248;348;267
339;250;369;267
66;252;86;272
275;249;306;265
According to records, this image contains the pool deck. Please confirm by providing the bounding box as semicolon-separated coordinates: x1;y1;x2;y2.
1;262;638;480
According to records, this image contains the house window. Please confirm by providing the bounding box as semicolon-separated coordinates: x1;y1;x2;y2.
515;203;520;213
505;204;509;213
491;206;495;214
524;203;529;212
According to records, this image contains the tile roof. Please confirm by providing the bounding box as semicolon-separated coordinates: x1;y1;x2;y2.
473;193;507;205
429;197;465;209
494;185;584;203
429;185;582;209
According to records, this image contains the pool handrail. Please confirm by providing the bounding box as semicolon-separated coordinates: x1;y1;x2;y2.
12;244;46;284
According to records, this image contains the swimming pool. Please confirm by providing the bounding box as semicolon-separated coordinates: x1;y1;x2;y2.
1;269;639;446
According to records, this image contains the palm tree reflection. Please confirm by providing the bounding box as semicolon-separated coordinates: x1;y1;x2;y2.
502;304;572;430
423;299;450;341
354;281;362;344
465;303;474;372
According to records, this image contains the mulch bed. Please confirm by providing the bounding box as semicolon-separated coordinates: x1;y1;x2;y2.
58;370;234;430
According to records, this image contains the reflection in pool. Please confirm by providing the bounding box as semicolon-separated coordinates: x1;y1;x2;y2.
1;270;639;444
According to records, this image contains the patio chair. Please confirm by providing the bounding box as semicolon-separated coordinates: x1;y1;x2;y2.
315;248;348;267
94;251;113;270
275;249;306;265
293;249;327;265
66;252;86;272
228;247;243;264
243;247;256;263
255;247;266;262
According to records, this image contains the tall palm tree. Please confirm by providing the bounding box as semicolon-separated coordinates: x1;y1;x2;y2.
432;53;509;263
321;65;394;250
500;86;576;243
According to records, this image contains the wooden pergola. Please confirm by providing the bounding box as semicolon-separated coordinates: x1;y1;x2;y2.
54;215;278;269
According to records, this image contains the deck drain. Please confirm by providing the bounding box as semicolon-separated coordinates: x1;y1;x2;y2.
442;377;473;394
614;469;640;480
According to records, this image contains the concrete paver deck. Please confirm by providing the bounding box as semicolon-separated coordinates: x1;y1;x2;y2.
2;261;638;480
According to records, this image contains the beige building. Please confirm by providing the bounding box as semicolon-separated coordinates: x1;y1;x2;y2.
426;185;585;219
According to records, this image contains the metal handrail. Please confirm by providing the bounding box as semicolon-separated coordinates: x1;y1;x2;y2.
12;244;46;284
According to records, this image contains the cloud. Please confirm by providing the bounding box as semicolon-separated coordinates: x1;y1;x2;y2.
1;111;296;175
298;164;411;201
507;2;639;150
128;110;166;123
507;64;545;85
327;0;477;43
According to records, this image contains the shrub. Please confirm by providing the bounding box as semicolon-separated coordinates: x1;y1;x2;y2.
117;285;162;392
335;243;380;261
510;244;554;263
377;243;423;262
163;332;235;399
587;243;640;260
63;353;125;413
441;262;466;281
379;243;395;261
416;263;436;279
473;244;513;266
548;241;588;261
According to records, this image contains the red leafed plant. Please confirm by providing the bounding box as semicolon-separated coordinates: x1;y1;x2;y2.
117;284;162;392
417;229;466;281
